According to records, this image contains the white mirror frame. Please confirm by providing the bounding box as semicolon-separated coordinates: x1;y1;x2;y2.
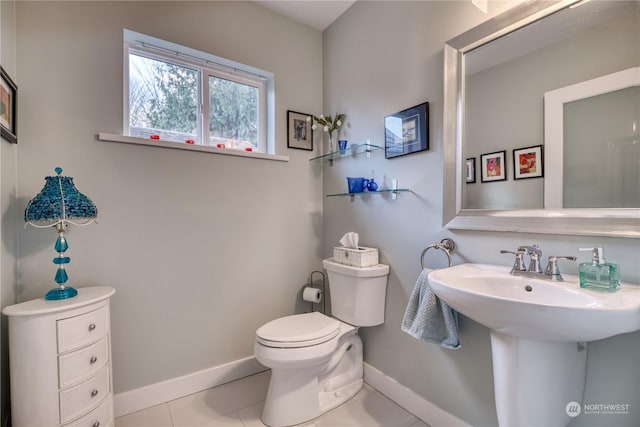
442;0;640;238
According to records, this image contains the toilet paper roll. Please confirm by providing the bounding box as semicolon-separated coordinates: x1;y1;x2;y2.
303;287;322;303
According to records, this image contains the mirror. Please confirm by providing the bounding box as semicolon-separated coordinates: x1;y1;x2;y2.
443;0;640;238
545;68;639;209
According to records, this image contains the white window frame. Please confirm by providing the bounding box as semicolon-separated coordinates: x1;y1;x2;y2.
123;29;274;154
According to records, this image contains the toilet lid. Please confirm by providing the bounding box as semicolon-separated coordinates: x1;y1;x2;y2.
256;312;340;347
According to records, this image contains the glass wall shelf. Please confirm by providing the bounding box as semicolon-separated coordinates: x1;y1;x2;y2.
326;189;411;201
310;143;383;165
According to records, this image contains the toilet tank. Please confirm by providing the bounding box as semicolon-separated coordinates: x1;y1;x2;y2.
322;258;389;327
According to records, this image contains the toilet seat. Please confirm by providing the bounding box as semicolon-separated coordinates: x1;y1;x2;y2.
256;312;340;348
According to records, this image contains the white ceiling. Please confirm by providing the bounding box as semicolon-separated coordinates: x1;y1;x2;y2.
252;0;356;31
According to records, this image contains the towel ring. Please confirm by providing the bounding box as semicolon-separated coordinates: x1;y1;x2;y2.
420;238;456;269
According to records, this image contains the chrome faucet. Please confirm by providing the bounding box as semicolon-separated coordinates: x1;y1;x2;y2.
501;245;576;281
519;245;542;273
525;245;542;273
544;256;577;282
500;245;541;273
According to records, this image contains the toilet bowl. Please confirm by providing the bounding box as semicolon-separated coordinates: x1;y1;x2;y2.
254;259;389;427
254;312;363;427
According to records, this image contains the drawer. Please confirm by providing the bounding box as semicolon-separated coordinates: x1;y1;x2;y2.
59;367;110;424
64;396;113;427
58;305;109;353
59;336;109;388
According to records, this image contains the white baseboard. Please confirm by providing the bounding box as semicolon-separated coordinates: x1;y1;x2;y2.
114;356;468;426
363;362;472;427
113;356;267;417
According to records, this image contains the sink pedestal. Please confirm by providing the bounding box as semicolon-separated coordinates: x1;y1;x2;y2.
490;331;587;427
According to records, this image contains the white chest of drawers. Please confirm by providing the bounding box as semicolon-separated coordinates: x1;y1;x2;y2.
3;287;115;427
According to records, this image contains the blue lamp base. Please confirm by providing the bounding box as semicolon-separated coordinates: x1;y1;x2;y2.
44;228;78;300
45;286;78;300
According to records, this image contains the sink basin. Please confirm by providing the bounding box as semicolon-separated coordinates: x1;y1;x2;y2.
429;262;640;426
428;263;640;342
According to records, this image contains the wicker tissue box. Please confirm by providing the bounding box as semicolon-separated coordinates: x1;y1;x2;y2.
333;246;379;267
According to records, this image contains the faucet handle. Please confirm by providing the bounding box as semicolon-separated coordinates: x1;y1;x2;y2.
500;249;527;272
544;256;577;281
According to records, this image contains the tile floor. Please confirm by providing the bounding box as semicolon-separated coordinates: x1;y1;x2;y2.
115;370;429;427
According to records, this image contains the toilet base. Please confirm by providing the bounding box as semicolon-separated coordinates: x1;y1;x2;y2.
261;333;363;427
319;378;363;414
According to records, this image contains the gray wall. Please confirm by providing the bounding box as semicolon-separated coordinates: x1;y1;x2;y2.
322;2;639;426
0;0;19;424
12;0;324;394
3;2;639;427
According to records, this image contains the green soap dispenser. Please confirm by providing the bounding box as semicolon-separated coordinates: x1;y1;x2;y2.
578;247;620;291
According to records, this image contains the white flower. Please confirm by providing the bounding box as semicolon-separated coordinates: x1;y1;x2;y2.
312;124;317;130
306;116;311;122
312;113;345;137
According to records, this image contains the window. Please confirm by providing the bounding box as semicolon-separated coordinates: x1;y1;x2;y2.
124;30;273;153
128;54;199;143
208;75;259;148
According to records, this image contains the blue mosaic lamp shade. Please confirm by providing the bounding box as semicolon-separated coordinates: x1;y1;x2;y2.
24;168;97;300
25;167;97;225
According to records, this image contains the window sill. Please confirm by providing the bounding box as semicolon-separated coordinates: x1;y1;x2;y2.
98;133;289;162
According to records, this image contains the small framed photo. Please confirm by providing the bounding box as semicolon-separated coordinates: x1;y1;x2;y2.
466;158;476;183
287;110;313;151
0;66;17;144
384;102;429;159
480;150;507;182
513;145;543;180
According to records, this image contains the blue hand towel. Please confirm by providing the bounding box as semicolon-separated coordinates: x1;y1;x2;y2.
401;268;461;350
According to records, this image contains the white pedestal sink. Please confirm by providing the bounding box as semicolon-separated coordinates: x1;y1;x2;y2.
428;263;640;427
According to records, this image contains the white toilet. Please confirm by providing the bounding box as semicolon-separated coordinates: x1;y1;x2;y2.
254;258;389;427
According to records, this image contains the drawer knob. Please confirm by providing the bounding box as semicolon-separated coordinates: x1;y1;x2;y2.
90;389;99;398
88;323;96;332
90;356;98;364
92;422;100;427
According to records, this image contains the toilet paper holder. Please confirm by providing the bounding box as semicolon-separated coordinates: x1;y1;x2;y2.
303;270;326;314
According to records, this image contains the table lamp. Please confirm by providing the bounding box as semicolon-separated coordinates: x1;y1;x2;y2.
24;167;98;300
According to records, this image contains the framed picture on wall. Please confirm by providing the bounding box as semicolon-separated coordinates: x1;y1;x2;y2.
466;158;476;183
513;145;543;180
384;102;429;159
480;150;506;182
0;66;17;144
287;110;313;151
